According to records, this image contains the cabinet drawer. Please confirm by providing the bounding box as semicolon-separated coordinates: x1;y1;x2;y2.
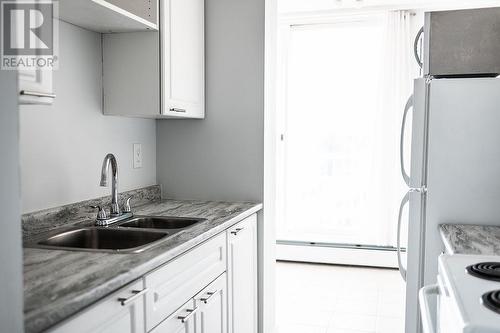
145;233;227;331
49;280;146;333
150;299;196;333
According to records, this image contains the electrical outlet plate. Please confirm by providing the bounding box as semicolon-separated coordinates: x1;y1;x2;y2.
133;143;142;169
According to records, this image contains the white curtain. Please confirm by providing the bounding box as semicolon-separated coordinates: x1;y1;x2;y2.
375;10;417;246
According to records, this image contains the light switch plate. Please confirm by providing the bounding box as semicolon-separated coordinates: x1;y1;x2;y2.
133;143;142;169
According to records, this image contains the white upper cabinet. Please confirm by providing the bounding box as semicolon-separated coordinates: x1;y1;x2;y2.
18;68;55;105
12;11;55;105
103;0;205;119
160;0;204;118
59;0;158;33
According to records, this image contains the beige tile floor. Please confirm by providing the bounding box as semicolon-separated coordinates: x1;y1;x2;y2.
276;261;406;333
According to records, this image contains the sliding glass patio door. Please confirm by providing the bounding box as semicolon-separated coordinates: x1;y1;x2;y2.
276;14;408;249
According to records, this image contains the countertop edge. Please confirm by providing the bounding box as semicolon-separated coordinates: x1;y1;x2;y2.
439;223;500;256
439;225;456;255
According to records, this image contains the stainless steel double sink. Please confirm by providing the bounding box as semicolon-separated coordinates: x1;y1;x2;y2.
29;216;206;253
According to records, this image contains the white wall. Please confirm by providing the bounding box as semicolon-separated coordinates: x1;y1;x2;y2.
19;21;157;213
0;66;24;331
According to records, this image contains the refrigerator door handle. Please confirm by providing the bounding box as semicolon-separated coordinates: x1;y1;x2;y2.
414;26;424;69
397;191;410;281
400;95;414;186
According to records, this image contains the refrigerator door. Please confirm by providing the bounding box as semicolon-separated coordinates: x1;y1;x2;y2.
423;77;500;286
404;78;428;333
405;77;500;333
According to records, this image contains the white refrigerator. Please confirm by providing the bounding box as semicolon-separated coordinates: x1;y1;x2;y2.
399;77;500;333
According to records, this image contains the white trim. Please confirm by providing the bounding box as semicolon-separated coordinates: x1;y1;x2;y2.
263;1;278;333
280;9;390;26
276;243;401;269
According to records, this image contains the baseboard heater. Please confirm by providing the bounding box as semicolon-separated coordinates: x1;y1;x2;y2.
276;240;406;269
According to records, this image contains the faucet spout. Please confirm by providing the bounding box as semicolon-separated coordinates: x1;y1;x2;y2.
100;153;120;216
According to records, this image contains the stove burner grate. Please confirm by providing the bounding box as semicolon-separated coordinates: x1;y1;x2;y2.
482;290;500;314
466;262;500;281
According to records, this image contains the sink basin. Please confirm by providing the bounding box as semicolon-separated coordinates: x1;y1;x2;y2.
117;216;205;230
34;227;169;253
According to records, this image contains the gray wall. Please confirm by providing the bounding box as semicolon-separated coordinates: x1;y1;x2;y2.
156;0;271;331
0;66;24;330
156;0;265;203
19;21;157;213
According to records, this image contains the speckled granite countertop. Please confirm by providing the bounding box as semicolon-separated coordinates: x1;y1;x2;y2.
23;186;262;333
440;224;500;255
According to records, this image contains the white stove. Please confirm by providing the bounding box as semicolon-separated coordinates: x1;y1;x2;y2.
419;254;500;333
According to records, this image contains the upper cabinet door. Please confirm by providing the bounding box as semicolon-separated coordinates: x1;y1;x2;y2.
161;0;204;118
15;15;55;105
18;68;55;105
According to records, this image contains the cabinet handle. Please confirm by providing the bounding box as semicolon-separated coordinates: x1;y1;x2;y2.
178;307;198;323
117;288;148;306
200;290;219;304
230;228;244;235
170;108;186;113
20;90;56;98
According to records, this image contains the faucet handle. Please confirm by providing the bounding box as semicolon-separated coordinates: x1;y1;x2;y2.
123;196;132;213
90;205;108;220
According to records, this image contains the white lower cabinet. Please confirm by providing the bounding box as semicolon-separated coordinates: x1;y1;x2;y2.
47;214;258;333
151;273;227;333
49;280;146;333
150;299;196;333
144;233;227;331
227;214;258;333
194;273;227;333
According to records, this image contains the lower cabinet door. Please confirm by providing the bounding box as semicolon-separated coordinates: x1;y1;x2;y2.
194;273;227;333
227;215;258;333
150;299;196;333
49;280;146;333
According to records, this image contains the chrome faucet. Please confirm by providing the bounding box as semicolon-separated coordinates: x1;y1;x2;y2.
93;153;133;226
100;153;120;216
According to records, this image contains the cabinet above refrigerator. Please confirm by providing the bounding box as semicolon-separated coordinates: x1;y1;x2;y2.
421;7;500;77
